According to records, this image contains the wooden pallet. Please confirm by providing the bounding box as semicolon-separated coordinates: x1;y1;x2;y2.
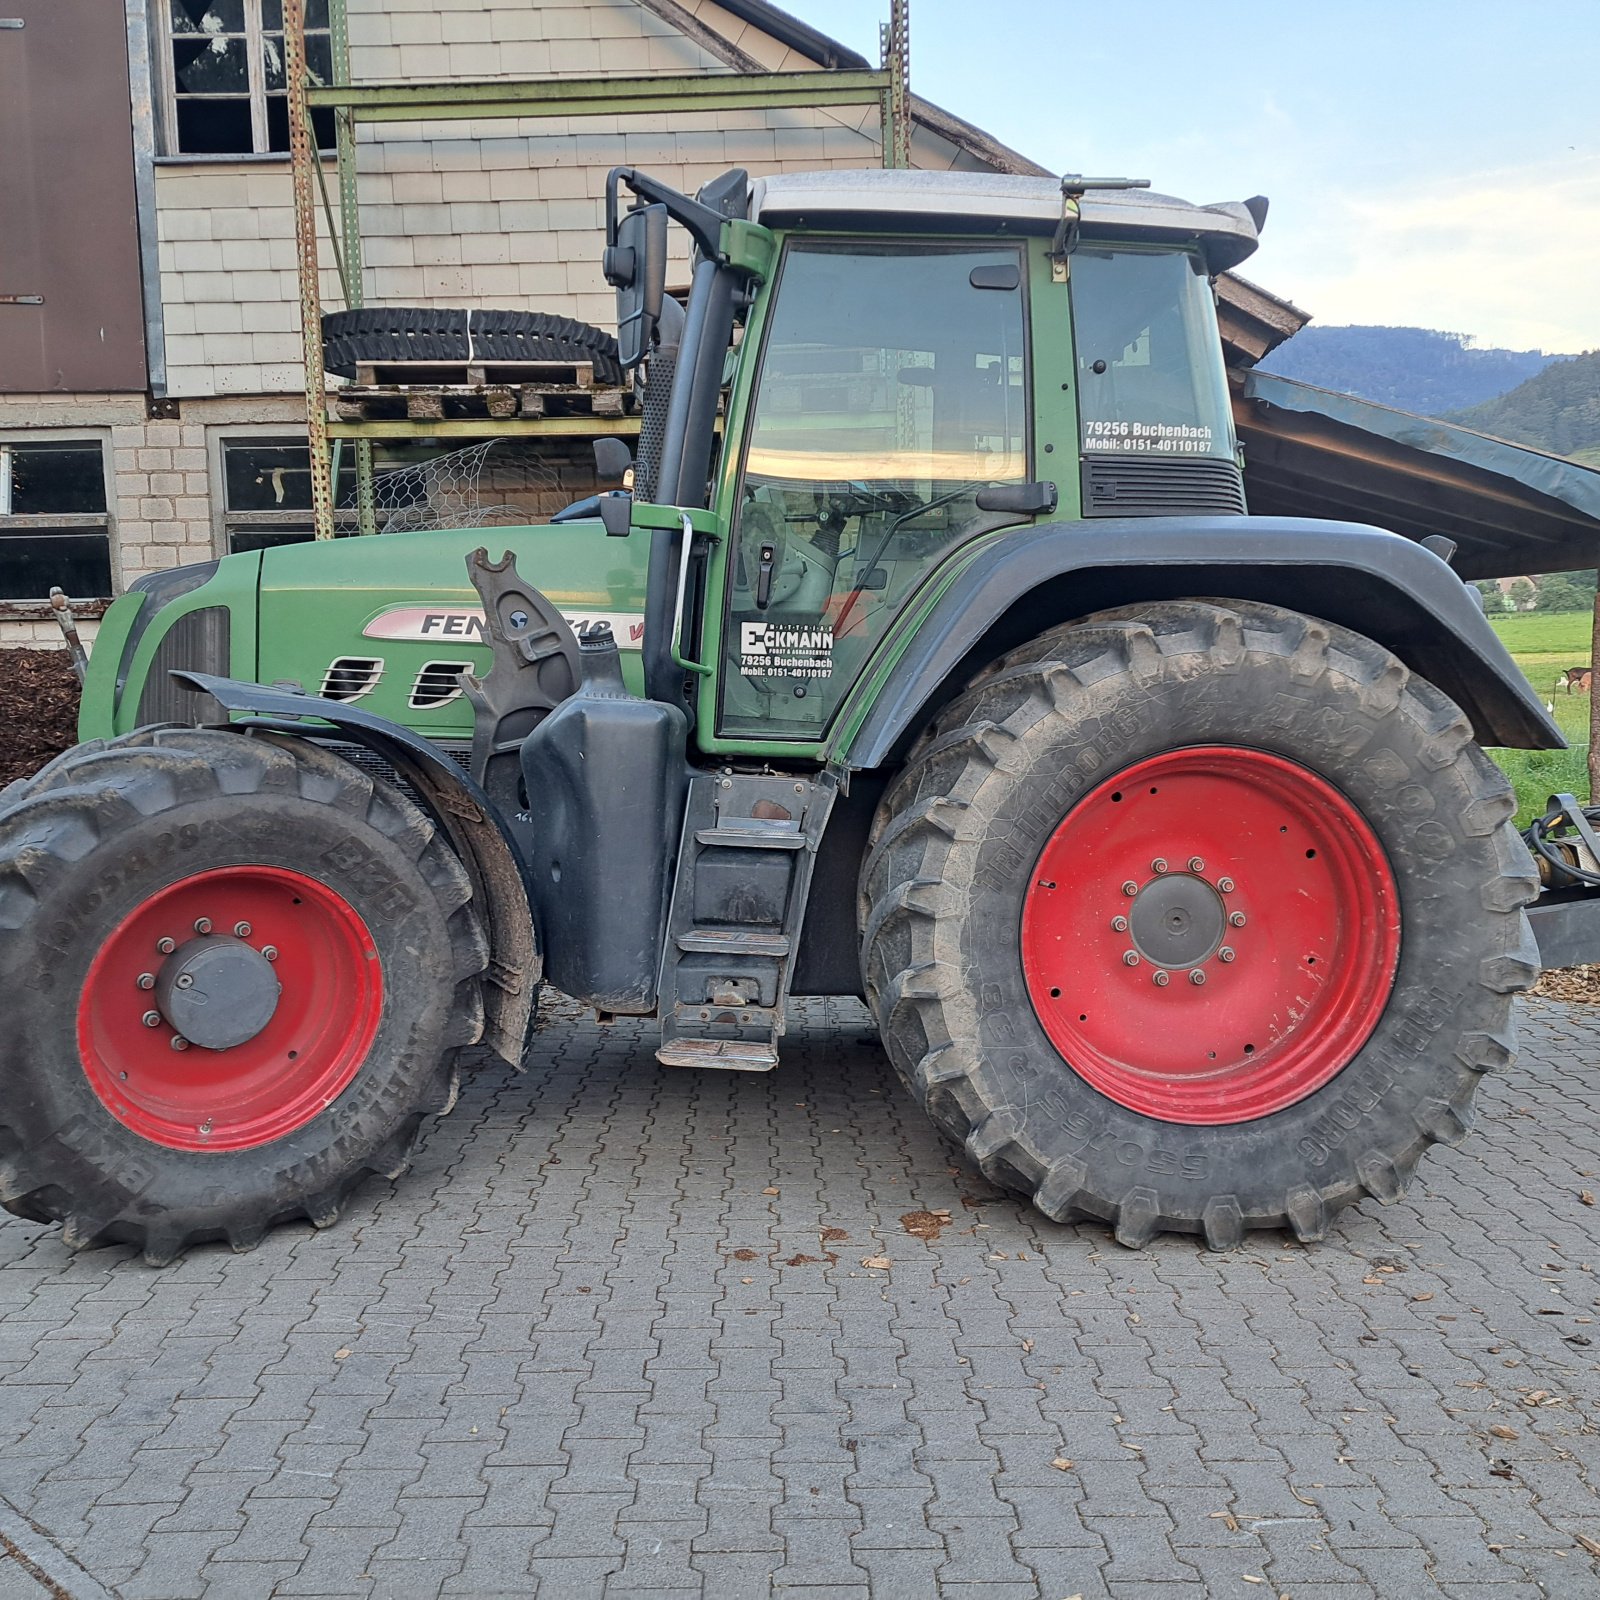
352;358;595;388
334;382;632;424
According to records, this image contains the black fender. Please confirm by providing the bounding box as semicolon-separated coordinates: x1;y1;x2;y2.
840;515;1563;768
174;671;538;1066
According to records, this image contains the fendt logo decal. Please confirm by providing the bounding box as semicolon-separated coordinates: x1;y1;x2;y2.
361;605;645;645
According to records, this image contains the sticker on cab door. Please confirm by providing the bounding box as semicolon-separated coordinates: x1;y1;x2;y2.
1083;419;1216;454
739;620;834;680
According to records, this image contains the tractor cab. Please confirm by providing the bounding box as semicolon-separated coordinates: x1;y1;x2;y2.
602;166;1264;755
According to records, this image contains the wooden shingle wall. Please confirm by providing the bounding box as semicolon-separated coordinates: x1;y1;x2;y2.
154;0;977;398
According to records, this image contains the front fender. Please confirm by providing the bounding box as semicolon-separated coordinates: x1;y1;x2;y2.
839;516;1562;768
174;671;538;1066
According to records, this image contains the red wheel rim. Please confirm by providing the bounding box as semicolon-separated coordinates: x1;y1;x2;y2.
77;866;383;1151
1020;747;1399;1124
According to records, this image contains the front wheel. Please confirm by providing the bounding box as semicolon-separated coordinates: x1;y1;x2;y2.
860;599;1540;1248
0;729;487;1263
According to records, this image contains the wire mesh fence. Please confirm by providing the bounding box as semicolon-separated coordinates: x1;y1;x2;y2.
337;438;568;533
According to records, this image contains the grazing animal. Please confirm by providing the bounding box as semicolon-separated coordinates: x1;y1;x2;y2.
1557;665;1593;695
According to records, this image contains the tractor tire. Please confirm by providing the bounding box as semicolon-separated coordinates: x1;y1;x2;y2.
320;307;624;385
467;310;625;385
860;599;1540;1249
0;728;487;1264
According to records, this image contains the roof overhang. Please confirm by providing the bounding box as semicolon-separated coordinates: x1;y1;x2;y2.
1235;370;1600;580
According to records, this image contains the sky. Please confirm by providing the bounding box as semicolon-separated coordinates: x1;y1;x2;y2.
792;0;1600;353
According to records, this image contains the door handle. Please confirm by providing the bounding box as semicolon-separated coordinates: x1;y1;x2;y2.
754;542;777;609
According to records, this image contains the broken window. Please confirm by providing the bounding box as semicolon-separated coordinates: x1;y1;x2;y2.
0;441;113;601
220;437;348;552
161;0;334;156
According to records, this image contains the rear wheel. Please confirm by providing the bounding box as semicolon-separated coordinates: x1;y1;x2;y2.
860;599;1540;1248
0;729;486;1263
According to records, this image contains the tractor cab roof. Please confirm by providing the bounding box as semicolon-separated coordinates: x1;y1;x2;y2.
748;168;1262;272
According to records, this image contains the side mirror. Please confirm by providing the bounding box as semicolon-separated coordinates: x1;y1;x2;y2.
603;202;668;370
593;436;634;485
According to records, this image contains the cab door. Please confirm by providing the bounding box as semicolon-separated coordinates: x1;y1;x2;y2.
708;238;1032;746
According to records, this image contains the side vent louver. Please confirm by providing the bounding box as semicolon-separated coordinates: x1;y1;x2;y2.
320;657;383;702
409;660;472;710
1083;456;1247;518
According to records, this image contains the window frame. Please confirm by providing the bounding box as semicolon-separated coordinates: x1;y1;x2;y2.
708;231;1034;748
1067;243;1237;464
0;432;117;614
151;0;333;160
212;428;333;555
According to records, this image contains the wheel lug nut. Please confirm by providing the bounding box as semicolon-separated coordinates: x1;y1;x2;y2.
262;946;278;962
1151;858;1168;874
156;936;175;955
1218;877;1235;893
1121;881;1139;897
170;1035;189;1052
136;972;155;991
233;922;252;939
1152;969;1170;987
1122;950;1141;967
1188;969;1206;986
142;1010;161;1028
1110;916;1129;933
1188;856;1205;873
1218;947;1236;963
193;917;212;934
175;972;195;989
1229;911;1247;927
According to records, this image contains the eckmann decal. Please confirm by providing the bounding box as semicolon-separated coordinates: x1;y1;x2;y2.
362;605;646;645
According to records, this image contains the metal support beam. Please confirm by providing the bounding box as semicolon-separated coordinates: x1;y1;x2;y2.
285;23;898;530
328;0;377;536
286;0;334;541
327;417;644;440
879;0;910;169
305;68;891;121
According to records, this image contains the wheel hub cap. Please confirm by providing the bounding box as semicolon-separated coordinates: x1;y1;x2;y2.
1020;746;1401;1125
1127;873;1225;968
154;936;281;1051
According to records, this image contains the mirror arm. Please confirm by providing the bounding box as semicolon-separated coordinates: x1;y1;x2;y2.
606;166;728;262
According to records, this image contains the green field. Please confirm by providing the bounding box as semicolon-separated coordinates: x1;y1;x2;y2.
1487;609;1593;823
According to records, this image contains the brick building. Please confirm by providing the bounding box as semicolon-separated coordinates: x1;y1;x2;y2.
0;0;1054;648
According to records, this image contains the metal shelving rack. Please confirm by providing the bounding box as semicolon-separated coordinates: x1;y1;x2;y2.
283;0;910;539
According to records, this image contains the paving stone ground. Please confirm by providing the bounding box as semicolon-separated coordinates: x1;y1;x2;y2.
2;996;1600;1599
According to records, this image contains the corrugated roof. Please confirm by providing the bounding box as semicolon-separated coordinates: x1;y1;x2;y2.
1236;369;1600;580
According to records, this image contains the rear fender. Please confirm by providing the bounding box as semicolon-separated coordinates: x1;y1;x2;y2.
839;516;1563;768
174;671;538;1065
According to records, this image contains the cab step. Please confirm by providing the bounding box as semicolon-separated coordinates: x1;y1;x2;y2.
656;1037;780;1072
694;825;806;849
676;929;792;957
655;770;837;1075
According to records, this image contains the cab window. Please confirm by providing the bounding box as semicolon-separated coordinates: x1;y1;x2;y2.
1070;247;1234;460
719;240;1028;741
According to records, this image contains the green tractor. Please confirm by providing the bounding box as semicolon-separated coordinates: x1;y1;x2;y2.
0;167;1570;1263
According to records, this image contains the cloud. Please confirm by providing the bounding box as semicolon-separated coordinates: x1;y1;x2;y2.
1257;156;1600;352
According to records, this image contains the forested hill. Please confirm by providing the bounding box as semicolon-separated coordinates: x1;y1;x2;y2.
1257;325;1563;415
1445;350;1600;464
